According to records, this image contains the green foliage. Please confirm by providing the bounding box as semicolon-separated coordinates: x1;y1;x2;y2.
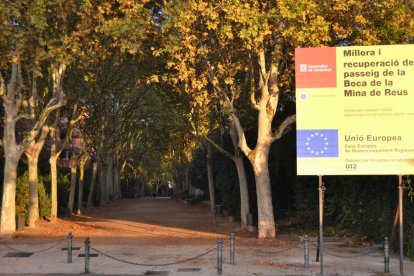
295;173;414;256
16;172;30;218
36;174;51;218
56;170;71;215
324;176;397;242
14;167;71;220
38;178;51;218
181;194;207;205
215;154;241;219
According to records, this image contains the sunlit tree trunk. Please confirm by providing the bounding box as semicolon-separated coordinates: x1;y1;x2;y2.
25;126;49;228
86;160;98;209
252;140;275;238
1;64;23;236
76;156;87;214
1;63;64;236
27;156;40;227
49;154;58;222
49;124;58;223
48;63;68;222
1;156;19;236
229;49;296;238
229;122;250;228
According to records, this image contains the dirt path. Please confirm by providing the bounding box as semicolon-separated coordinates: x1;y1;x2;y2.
15;197;284;246
3;198;413;275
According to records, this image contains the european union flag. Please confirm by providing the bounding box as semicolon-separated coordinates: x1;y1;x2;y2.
297;129;339;158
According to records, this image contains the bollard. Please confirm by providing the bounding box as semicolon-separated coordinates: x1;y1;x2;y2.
67;232;73;263
304;235;309;269
230;233;235;265
85;237;90;274
217;237;223;275
384;237;390;273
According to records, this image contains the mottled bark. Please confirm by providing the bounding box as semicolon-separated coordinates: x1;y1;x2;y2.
27;156;40;227
25;126;49;228
252;141;275;238
227;49;295;238
1;64;23;236
49;155;58;222
235;153;249;227
49;123;60;223
76;157;87;214
1;158;19;236
229;122;250;229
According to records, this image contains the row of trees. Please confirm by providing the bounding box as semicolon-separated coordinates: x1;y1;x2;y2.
1;0;413;238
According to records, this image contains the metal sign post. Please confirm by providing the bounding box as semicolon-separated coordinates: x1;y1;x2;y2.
318;175;325;276
398;175;404;276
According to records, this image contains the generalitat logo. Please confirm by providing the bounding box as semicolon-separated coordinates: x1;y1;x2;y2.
295;47;337;88
300;64;332;73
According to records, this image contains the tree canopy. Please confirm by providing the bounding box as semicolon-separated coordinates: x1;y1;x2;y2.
1;0;413;239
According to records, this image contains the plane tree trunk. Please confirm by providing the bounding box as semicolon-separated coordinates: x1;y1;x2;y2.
87;160;98;209
211;48;296;238
207;144;216;213
25;126;49;228
1;63;64;236
67;155;77;214
229;122;250;229
77;155;87;214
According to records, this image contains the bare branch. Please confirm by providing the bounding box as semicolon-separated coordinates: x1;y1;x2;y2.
38;125;50;143
69;111;85;125
21;97;65;152
13;114;32;123
230;113;252;157
271;114;296;142
5;63;18;110
205;135;235;160
258;46;267;86
15;63;23;113
190;130;235;160
248;62;260;110
250;89;260;110
268;62;279;96
29;75;37;119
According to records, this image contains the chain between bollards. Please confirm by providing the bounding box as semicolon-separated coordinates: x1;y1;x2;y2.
384;237;390;273
67;232;72;263
217;237;223;275
230;233;235;265
304;235;309;269
85;237;90;274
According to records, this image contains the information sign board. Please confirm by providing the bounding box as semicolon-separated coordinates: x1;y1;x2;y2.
295;44;414;175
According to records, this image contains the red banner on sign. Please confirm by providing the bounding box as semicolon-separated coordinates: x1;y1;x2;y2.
295;47;337;88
